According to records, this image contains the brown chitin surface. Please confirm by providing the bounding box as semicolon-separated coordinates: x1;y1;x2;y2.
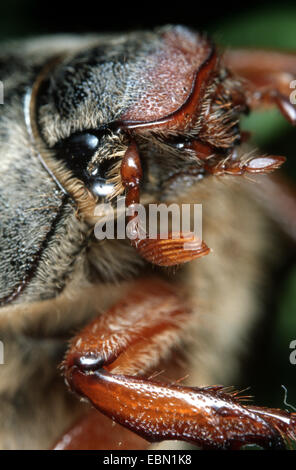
120;28;213;123
63;279;191;376
224;48;296;125
121;142;210;265
53;410;149;450
62;279;296;450
223;48;296;97
64;370;295;449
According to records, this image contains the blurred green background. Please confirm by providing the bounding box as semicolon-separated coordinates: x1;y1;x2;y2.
0;0;295;444
209;7;296;423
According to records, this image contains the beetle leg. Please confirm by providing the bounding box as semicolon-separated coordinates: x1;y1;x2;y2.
121;141;210;265
249;88;296;125
224;49;296;124
53;410;149;450
169;138;286;179
61;278;296;450
205;153;286;176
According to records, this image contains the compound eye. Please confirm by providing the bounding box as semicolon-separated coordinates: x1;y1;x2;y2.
54;131;118;198
54;132;100;178
65;133;99;159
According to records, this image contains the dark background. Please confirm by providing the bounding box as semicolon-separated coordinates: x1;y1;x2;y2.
0;1;285;37
0;0;295;41
1;0;296;436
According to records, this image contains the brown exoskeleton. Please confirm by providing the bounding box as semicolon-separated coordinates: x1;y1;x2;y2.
0;25;296;450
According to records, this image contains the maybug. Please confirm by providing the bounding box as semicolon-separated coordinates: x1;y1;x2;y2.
0;25;295;450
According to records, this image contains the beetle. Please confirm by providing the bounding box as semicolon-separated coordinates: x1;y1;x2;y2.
0;25;295;450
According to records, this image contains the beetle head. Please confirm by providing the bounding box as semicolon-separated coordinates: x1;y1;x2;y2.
32;25;245;214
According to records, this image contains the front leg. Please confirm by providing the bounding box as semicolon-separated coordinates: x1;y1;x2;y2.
60;278;296;450
224;48;296;124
